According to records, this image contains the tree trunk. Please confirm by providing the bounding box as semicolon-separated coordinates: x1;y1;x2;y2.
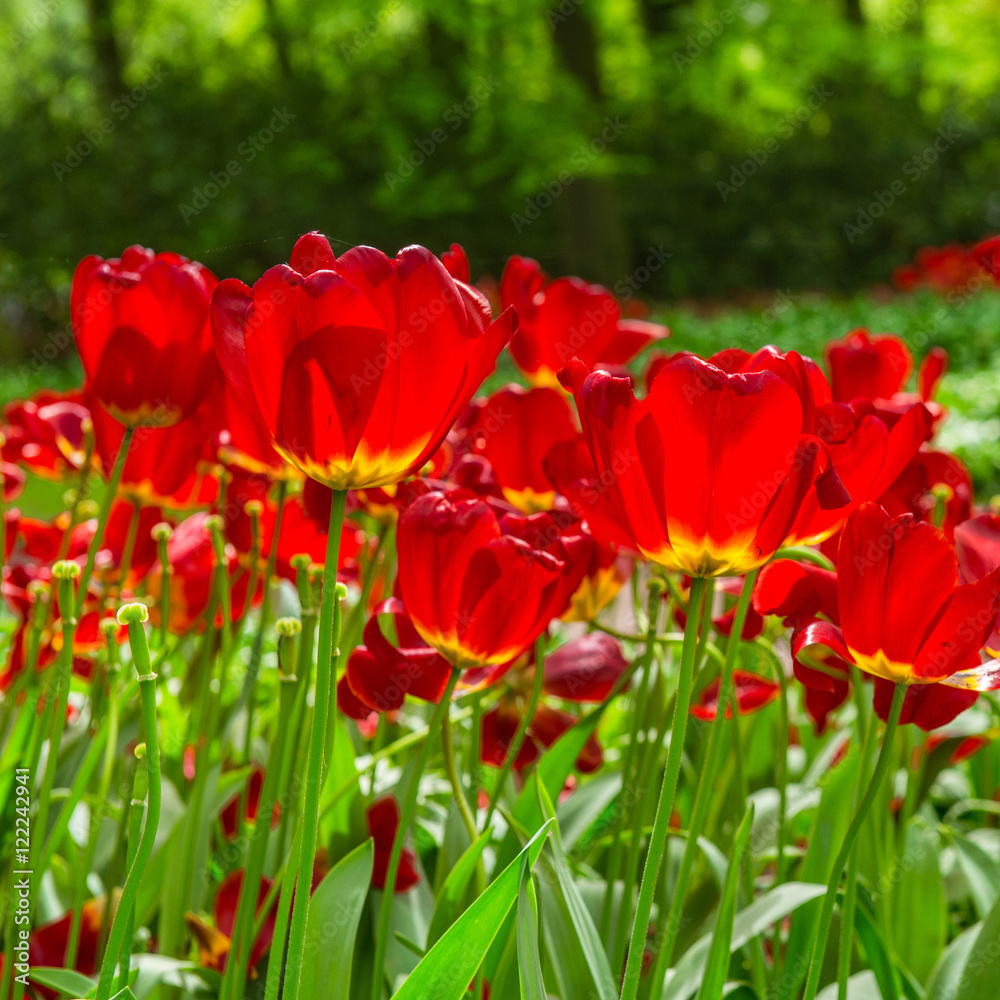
85;0;125;101
550;8;630;285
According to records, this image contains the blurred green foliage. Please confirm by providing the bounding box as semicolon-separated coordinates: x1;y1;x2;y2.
2;0;1000;362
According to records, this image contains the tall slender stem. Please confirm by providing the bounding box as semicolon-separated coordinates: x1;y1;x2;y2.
95;605;161;1000
282;488;347;995
443;704;478;845
647;569;758;997
837;705;879;999
371;670;461;1000
619;577;708;1000
600;580;664;947
801;682;906;1000
221;620;301;1000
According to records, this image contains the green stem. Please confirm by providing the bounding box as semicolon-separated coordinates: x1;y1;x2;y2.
265;821;303;1000
443;703;478;845
222;625;300;1000
282;488;347;995
66;656;120;967
371;670;462;1000
28;567;80;918
615;579;713;974
96;608;161;1000
115;754;147;993
619;576;708;1000
484;635;548;829
837;705;879;1000
78;425;134;603
801;682;906;1000
647;570;758;999
600;581;664;948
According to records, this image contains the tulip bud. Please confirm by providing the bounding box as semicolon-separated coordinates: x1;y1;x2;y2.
117;602;149;626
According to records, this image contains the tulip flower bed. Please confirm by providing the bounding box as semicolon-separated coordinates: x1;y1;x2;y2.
3;232;1000;1000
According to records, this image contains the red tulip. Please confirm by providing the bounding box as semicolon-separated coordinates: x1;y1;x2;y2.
71;246;219;427
481;700;602;772
18;898;105;996
792;503;1000;729
339;589;521;725
825;329;913;403
188;870;277;973
368;797;420;891
500;255;668;387
561;540;633;622
1;389;92;479
691;669;780;721
211;232;516;489
563;354;847;577
469;385;579;512
440;243;470;283
787;398;931;544
90;394;220;509
396;491;590;668
973;235;1000;283
879;448;972;539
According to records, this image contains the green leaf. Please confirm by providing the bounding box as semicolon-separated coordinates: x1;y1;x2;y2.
777;747;860;1000
925;922;980;1000
392;820;554;1000
517;854;547;1000
534;780;617;1000
954;883;1000;1000
697;804;754;1000
492;702;609;876
29;968;97;996
851;887;900;1000
109;990;138;1000
426;829;492;947
889;818;946;984
816;970;881;1000
662;882;826;1000
300;838;374;1000
557;771;622;852
949;829;1000;918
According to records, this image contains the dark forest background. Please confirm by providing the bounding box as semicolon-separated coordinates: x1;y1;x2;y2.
2;0;1000;363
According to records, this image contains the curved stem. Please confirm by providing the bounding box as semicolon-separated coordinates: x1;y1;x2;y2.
801;682;906;1000
283;488;347;995
647;570;757;998
265;821;303;1000
96;616;161;1000
443;704;478;845
484;635;547;828
620;577;707;1000
371;671;461;1000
